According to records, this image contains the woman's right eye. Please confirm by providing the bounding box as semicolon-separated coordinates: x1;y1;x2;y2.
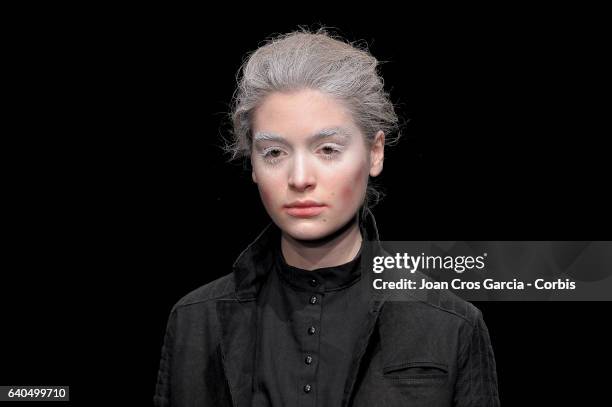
261;148;285;164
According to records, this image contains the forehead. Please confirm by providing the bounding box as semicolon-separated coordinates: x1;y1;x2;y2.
252;89;356;137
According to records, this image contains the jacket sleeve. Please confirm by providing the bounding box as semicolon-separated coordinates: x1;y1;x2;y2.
453;309;500;407
154;307;177;407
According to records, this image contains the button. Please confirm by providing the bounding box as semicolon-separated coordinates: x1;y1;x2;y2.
308;326;316;335
309;296;318;304
303;384;312;393
309;279;318;287
305;355;313;365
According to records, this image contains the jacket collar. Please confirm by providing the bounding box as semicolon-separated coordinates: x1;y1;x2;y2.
231;207;384;300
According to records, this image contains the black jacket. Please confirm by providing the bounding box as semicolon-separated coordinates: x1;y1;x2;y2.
154;210;500;406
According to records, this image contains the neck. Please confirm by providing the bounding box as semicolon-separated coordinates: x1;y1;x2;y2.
280;214;362;271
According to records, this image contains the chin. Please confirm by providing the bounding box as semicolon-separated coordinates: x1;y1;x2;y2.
280;220;334;242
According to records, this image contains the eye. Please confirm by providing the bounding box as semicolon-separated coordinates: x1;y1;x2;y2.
319;144;342;160
267;149;282;158
261;147;286;164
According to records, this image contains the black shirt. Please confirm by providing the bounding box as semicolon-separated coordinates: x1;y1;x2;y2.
252;237;371;407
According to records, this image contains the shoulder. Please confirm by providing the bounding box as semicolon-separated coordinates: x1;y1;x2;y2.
159;273;237;355
382;287;483;329
171;272;236;312
420;287;483;327
377;287;489;367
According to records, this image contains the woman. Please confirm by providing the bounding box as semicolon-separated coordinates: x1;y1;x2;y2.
154;28;500;407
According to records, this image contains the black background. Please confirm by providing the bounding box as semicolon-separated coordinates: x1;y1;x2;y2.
1;4;610;406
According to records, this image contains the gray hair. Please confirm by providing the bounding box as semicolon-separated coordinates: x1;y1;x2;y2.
224;27;402;217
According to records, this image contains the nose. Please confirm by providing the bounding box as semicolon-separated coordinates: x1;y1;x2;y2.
288;153;316;192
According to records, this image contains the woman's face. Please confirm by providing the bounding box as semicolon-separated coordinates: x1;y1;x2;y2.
251;88;384;241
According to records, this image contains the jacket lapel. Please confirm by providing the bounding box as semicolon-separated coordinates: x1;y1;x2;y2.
342;210;389;406
217;298;257;407
216;223;278;406
341;295;387;407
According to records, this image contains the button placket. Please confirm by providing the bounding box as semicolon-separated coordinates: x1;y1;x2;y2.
300;288;321;405
304;290;319;370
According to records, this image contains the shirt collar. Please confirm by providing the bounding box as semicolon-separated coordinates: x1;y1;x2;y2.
232;207;383;299
274;236;363;292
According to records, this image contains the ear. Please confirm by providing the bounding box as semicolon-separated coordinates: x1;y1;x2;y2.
369;130;385;177
252;169;258;184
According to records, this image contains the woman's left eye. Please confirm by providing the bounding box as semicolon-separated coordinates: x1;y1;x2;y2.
319;145;342;159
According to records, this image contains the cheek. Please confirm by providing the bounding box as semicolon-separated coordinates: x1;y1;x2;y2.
258;185;272;204
256;173;284;205
334;165;367;205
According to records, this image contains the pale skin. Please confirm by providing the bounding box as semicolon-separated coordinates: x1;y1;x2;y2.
251;88;385;270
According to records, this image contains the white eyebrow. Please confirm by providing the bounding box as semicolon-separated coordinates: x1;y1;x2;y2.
253;127;352;143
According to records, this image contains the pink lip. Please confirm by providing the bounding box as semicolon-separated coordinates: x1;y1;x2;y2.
285;206;326;217
284;201;326;218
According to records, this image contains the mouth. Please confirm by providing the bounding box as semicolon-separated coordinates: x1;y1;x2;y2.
284;201;327;218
